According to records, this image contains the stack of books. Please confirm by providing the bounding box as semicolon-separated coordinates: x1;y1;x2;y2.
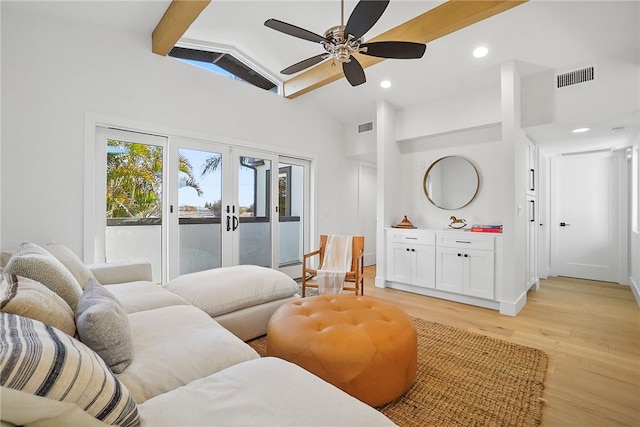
470;224;503;233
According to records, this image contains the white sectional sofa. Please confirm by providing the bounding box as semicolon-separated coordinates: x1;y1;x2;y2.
0;242;394;426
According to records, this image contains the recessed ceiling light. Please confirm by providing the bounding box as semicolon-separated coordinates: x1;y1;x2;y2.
380;80;392;89
572;127;590;133
473;46;488;58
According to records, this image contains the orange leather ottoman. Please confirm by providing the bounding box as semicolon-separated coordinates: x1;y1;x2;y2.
267;295;417;407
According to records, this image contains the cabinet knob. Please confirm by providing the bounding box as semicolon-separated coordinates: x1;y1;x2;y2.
457;253;462;257
411;249;415;252
464;254;469;258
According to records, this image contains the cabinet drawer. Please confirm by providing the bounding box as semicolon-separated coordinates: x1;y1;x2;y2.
388;230;435;246
436;233;495;250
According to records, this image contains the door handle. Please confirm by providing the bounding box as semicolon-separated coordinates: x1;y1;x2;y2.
530;200;535;222
560;222;571;227
232;215;239;231
530;169;535;192
226;216;231;231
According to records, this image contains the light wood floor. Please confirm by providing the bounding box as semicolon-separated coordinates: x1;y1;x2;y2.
360;266;640;427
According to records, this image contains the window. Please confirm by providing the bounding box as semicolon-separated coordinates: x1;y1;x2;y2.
169;45;280;93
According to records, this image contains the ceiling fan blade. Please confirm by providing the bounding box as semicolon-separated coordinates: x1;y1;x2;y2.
343;56;366;86
360;41;426;59
264;19;327;44
344;0;390;40
281;54;327;75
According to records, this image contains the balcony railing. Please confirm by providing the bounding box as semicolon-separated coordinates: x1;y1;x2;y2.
106;217;301;282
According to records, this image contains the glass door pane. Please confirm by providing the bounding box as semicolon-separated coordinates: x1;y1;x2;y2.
277;160;307;277
235;153;274;267
102;129;166;283
178;148;223;274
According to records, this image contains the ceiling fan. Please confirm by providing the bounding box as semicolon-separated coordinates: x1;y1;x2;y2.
264;0;426;87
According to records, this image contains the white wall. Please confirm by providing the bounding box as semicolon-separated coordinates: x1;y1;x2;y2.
631;135;640;303
395;85;501;142
398;134;504;229
344;118;376;162
1;5;357;257
0;1;3;252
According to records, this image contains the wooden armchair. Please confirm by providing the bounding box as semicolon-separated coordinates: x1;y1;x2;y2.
301;235;364;297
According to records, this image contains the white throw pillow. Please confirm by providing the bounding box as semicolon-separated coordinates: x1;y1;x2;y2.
45;242;98;289
3;242;82;311
0;274;76;337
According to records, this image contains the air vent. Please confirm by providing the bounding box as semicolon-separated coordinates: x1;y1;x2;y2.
358;122;373;133
556;66;595;88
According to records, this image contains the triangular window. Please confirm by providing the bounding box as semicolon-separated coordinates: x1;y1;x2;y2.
169;44;280;93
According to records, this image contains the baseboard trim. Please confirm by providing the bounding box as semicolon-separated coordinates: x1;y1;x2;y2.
630;276;640;306
499;291;527;316
386;282;500;311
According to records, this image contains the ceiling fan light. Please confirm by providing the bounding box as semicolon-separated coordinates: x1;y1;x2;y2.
473;46;488;58
380;80;392;88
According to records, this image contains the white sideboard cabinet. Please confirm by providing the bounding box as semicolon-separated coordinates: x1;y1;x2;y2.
435;233;495;300
386;229;436;289
385;228;502;311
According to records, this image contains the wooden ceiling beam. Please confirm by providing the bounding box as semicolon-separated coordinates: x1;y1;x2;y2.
152;0;211;56
283;0;528;99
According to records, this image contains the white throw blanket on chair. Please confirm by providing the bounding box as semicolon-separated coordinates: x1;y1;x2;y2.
317;235;353;295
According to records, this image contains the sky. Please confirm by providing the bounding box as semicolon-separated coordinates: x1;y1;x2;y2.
179;148;258;209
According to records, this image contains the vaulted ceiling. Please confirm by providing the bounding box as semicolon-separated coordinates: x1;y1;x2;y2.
14;0;639;153
155;0;639;153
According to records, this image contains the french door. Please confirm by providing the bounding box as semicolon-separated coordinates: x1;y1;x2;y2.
167;140;279;279
97;128;308;282
168;139;227;279
229;148;278;268
96;127;168;283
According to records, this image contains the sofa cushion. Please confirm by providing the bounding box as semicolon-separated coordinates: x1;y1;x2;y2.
45;242;97;289
3;242;82;311
104;281;190;314
0;313;139;427
117;304;259;403
138;357;395;426
76;279;134;374
88;260;153;285
165;265;299;317
0;274;76;337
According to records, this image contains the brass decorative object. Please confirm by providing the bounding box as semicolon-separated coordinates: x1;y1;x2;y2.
449;216;467;229
392;216;417;229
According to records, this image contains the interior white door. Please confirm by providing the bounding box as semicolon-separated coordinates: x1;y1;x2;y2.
551;153;619;282
358;163;377;266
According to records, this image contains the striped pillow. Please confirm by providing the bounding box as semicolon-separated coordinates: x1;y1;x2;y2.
0;313;139;427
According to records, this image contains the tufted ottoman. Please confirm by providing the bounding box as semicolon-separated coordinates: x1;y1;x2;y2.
267;295;417;407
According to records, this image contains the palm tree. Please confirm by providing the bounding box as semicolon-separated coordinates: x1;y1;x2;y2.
106;140;201;218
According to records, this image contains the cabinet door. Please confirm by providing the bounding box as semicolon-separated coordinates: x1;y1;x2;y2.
465;249;495;299
413;245;436;289
435;247;464;293
387;243;413;284
526;197;538;289
527;142;537;196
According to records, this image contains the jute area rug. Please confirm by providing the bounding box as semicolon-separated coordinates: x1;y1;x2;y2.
247;317;548;427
